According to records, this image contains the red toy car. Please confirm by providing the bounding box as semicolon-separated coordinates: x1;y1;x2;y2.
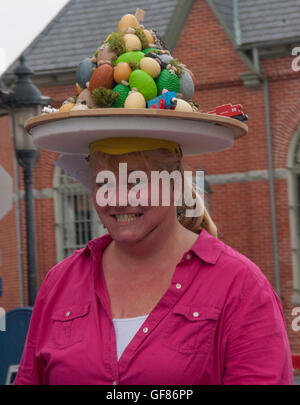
207;103;248;121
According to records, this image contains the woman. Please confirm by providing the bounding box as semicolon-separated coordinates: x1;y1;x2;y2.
14;137;293;385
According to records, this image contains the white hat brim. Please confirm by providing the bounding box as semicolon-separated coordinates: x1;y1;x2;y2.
26;109;248;189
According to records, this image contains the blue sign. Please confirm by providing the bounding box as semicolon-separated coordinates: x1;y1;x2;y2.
0;307;33;385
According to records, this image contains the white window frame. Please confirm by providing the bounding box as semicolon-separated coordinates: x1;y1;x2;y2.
53;166;106;263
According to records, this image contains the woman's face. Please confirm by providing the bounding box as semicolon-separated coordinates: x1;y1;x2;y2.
91;153;178;243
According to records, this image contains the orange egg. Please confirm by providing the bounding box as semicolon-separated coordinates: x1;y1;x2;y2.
144;29;155;45
114;62;132;84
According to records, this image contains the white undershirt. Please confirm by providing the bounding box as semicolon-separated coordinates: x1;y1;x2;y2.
112;314;149;360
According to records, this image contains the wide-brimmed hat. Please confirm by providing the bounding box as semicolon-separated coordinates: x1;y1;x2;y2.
25;108;247;189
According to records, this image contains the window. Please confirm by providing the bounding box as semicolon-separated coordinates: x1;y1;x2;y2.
53;167;107;262
288;130;300;300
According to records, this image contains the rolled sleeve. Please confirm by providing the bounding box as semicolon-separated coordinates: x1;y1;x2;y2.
222;269;293;385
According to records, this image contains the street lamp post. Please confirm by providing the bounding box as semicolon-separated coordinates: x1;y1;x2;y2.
0;56;51;305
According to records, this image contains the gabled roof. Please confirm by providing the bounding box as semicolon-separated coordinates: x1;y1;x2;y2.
4;0;194;76
208;0;300;48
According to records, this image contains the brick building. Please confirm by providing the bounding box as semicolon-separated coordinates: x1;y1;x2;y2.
0;0;299;356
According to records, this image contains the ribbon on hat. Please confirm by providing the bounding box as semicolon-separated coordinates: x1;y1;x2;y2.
89;137;181;156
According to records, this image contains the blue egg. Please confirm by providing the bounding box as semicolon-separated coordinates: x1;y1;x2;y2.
179;69;194;100
76;58;97;89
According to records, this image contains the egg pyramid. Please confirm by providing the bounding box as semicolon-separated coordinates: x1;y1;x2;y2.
58;9;197;114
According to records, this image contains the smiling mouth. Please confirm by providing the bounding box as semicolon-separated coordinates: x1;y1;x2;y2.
112;213;143;223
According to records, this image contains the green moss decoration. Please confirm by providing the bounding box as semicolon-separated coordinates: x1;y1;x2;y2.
92;87;120;107
134;28;149;50
94;49;99;58
129;60;140;71
110;55;118;68
169;58;184;77
107;32;126;56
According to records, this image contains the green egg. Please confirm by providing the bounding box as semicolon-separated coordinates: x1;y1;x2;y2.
156;69;181;95
142;48;160;54
112;84;130;108
116;51;145;65
129;70;157;101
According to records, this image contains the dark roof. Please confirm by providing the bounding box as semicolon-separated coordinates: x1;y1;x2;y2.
4;0;193;76
209;0;300;47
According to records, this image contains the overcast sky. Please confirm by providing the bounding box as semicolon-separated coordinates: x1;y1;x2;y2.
0;0;69;74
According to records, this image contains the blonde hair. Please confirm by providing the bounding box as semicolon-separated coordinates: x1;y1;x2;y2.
88;148;217;237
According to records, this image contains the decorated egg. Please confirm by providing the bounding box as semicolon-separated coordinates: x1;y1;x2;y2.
116;51;144;65
114;62;132;84
156;69;180;95
142;48;159;55
118;14;139;32
124;34;142;52
96;43;117;66
71;103;89;111
89;64;114;92
124;91;146;108
157;54;173;66
179;69;195;100
59;102;75;113
140;57;161;79
76;58;97;89
185;68;196;86
143;30;155;45
76;88;95;109
174;99;194;112
129;69;157;101
112;84;130;108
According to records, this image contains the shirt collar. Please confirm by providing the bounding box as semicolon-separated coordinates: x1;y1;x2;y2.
83;228;222;265
190;228;223;264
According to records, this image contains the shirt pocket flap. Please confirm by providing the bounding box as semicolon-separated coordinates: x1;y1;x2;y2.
172;305;220;322
51;303;90;322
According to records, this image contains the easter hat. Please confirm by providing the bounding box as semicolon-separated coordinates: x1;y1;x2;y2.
24;9;248;189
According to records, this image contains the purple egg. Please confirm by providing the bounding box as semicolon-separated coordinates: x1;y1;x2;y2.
76;58;97;89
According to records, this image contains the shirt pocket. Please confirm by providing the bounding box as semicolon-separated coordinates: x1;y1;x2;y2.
50;303;90;349
163;304;220;354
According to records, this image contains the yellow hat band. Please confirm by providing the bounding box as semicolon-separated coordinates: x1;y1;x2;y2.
89;137;181;156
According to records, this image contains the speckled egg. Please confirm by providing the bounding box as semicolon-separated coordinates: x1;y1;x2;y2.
59;102;75;112
140;57;161;79
129;69;157;101
116;51;144;65
118;14;139;32
124;91;146;108
112;84;130;107
124;34;142;52
156;69;180;95
76;88;95;109
174;99;194;112
89;64;114;92
114;62;132;84
76;58;97;89
179;69;195;100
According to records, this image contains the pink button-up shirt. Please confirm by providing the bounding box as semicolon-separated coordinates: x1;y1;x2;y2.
14;229;293;385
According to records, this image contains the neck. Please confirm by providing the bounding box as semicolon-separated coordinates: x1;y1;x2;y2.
109;216;197;268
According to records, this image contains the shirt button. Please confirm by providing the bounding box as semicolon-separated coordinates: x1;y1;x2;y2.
65;311;71;317
186;253;192;260
143;327;148;333
175;283;182;289
193;311;199;318
113;381;117;385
